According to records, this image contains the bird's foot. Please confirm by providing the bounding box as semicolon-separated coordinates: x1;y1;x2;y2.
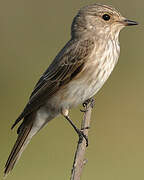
83;97;95;108
80;97;95;112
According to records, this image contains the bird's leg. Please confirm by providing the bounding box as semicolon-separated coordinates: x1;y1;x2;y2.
61;109;88;146
64;115;88;146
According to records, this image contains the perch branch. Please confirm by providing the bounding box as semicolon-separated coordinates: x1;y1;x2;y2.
70;99;93;180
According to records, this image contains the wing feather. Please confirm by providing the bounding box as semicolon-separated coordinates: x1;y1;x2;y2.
11;38;95;129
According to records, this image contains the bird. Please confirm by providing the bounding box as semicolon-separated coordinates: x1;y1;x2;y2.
4;3;138;176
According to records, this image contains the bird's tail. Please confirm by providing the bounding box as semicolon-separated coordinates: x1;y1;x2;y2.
4;115;34;177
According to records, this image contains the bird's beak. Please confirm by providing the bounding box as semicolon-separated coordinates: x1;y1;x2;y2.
122;19;138;26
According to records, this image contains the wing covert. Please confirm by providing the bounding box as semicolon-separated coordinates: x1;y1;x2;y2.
12;38;95;129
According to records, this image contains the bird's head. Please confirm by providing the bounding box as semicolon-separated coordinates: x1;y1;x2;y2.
71;4;138;39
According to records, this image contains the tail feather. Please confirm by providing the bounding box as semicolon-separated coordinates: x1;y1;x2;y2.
4;107;54;177
4;120;33;176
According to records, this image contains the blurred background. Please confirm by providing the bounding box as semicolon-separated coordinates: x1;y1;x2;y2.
0;0;143;179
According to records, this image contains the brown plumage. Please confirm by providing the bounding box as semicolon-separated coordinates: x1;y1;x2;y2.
4;3;138;177
11;39;95;130
5;114;34;175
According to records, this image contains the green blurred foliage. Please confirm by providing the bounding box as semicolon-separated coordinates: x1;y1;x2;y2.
0;0;143;180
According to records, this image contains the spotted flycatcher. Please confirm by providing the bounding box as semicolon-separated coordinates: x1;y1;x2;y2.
4;4;138;176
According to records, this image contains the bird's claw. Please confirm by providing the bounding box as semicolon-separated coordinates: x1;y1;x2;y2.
83;97;95;108
80;109;88;113
80;97;95;112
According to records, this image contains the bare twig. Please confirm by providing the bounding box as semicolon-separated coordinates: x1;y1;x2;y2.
70;100;93;180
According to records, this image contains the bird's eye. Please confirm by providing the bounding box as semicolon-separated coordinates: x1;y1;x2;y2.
102;14;111;21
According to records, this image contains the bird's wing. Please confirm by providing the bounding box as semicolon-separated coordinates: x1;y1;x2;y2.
11;38;95;129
